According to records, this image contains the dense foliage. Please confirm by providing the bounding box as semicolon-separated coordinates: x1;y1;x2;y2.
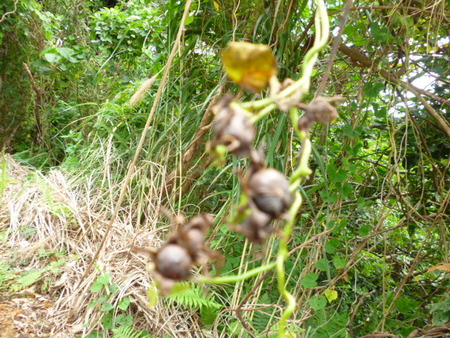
1;0;449;337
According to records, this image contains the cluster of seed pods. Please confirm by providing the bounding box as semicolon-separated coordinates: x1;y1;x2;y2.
138;214;222;295
211;95;293;243
143;94;340;293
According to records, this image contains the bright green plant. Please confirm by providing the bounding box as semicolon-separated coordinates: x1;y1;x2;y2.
87;273;150;337
7;256;66;292
166;282;222;326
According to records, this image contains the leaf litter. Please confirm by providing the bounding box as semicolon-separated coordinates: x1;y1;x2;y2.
0;154;204;337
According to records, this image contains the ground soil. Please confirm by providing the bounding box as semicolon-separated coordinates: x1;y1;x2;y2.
0;301;20;338
0;291;54;338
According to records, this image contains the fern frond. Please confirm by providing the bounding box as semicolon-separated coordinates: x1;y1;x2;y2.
166;282;222;311
112;325;152;338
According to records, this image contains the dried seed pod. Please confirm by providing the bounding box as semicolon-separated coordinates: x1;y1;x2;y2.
186;214;214;233
298;97;340;132
248;168;292;218
155;244;193;280
212;95;255;157
184;215;213;258
235;204;274;243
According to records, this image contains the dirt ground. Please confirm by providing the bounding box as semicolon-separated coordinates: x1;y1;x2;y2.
0;301;19;338
0;291;53;338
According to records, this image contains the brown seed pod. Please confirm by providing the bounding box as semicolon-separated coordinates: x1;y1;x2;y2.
155;243;193;280
298;97;341;132
248;168;292;218
212;95;255;157
132;212;223;295
235;204;274;243
183;214;214;258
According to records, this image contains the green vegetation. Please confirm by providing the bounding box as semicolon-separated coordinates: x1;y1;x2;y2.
0;0;448;337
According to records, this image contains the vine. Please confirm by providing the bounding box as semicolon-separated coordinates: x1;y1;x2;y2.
143;0;342;336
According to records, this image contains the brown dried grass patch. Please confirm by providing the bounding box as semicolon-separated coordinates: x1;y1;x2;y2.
0;154;202;337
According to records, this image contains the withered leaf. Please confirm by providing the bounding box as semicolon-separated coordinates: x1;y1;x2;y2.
222;41;277;92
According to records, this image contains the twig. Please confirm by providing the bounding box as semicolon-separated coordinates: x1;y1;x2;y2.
360;334;399;338
235;271;271;338
288;229;332;256
0;0;19;23
23;62;43;144
316;0;353;96
79;0;194;286
349;290;376;337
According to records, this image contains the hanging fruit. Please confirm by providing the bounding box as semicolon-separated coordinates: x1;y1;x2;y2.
212;94;255;157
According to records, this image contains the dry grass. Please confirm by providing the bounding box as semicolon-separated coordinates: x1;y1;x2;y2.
0;153;202;337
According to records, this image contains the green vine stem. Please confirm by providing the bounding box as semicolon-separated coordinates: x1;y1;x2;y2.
199;0;330;336
198;262;277;285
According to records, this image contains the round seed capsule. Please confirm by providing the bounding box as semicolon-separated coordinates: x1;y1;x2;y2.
248;168;292;218
185;228;205;256
156;244;193;280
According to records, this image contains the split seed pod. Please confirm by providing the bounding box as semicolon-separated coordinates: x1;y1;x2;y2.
248;168;292;218
212;95;255;157
298;97;340;132
235;203;274;243
183;214;214;260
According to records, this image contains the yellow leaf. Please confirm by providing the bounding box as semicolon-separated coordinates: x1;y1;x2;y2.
147;282;159;307
428;263;450;273
324;289;338;303
222;41;277;92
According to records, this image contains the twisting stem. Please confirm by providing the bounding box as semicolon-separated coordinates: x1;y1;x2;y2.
197;262;277;284
276;1;329;336
250;103;277;123
200;1;330;337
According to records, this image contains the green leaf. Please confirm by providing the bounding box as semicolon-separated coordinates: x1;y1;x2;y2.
342;125;356;137
102;311;114;330
109;283;119;294
395;297;421;316
147;282;159;307
97;273;111;285
309;295;327;310
315;258;330;272
330;169;347;183
340;182;353;198
101;302;114;312
320;190;338;203
56;47;75;59
43;53;61;63
325;242;336;254
185;15;195;26
300;273;319;288
16;269;43;288
325;239;341;254
357;197;366;209
332;255;346;269
167;282;192;296
89;282;103;293
118;296;131;311
363;81;385;97
116;314;133;327
201;305;220;325
358;225;371;237
430;297;450;325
